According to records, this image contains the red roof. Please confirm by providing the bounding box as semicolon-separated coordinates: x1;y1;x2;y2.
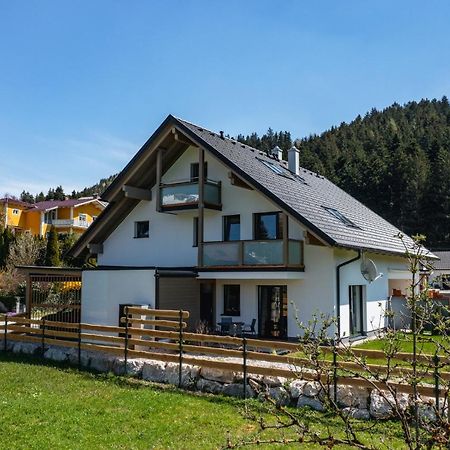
0;197;105;212
29;197;105;212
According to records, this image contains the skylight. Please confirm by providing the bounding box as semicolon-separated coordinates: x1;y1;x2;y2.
257;158;308;185
322;206;360;229
260;159;284;175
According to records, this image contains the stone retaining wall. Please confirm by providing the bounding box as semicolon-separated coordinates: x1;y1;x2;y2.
2;340;438;421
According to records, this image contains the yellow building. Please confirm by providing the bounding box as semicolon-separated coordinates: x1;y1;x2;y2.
0;196;106;237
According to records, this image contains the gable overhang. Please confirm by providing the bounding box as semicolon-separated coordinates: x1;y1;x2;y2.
68;116;196;258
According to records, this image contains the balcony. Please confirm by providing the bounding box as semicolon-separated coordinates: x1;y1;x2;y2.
201;239;304;269
51;219;90;229
159;179;221;211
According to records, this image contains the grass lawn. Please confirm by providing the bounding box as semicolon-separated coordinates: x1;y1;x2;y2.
0;352;408;449
354;333;449;357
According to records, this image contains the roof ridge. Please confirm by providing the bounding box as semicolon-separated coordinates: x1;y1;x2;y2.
175;116;323;177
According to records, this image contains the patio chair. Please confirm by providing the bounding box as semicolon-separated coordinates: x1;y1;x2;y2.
217;317;233;335
243;318;256;335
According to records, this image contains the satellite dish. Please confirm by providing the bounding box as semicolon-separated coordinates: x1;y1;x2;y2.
361;258;383;283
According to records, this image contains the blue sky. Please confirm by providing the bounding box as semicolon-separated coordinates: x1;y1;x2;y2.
1;1;449;196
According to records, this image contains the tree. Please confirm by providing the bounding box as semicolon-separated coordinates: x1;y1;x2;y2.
20;190;34;203
45;226;60;266
0;228;14;268
35;192;45;202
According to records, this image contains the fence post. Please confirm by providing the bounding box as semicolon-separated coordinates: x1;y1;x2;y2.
3;315;8;352
41;317;46;355
178;310;184;388
77;322;82;368
332;341;338;405
124;306;129;375
243;336;248;400
434;353;440;412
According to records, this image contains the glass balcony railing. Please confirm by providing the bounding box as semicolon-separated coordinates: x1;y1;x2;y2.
201;239;304;268
160;180;221;210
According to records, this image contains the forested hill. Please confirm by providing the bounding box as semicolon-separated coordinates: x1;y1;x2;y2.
238;97;450;249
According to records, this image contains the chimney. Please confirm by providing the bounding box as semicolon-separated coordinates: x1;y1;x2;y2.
271;145;283;160
219;131;225;139
288;145;300;175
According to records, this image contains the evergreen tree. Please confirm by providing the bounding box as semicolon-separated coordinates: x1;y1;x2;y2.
45;226;60;266
0;228;15;268
235;97;450;248
54;185;65;200
20;191;34;203
35;192;45;202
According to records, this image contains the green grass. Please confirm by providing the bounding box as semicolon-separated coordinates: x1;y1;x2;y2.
354;333;450;357
0;352;408;449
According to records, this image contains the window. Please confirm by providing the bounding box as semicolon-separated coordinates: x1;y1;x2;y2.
79;213;87;223
12;209;19;215
322;206;360;229
349;285;365;336
223;215;240;241
223;285;240;316
260;159;284;175
92;215;98;221
193;217;198;247
44;210;56;224
190;162;208;182
254;212;283;240
134;221;149;238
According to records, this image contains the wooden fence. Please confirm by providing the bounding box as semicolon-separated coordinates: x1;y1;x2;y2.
1;307;450;404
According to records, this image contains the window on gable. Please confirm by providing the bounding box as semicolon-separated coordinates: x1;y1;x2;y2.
254;212;283;240
322;207;360;229
12;209;19;215
134;221;149;238
223;215;240;241
190;162;208;182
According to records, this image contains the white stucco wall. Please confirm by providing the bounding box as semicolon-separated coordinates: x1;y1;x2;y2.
81;269;155;326
89;144;413;339
98;146;306;267
212;244;335;339
335;249;411;337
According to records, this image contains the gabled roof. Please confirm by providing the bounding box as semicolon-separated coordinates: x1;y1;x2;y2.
0;198;33;208
29;197;106;212
69;114;434;258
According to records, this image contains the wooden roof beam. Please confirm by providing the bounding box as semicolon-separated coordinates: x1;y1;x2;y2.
172;127;198;147
88;243;103;255
122;185;152;201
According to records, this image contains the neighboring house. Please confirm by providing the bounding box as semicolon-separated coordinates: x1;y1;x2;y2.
0;196;106;237
429;251;450;289
69;115;434;339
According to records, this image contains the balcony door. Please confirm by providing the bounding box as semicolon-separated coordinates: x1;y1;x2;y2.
258;286;287;338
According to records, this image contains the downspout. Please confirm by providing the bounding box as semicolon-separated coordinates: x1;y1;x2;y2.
336;250;361;338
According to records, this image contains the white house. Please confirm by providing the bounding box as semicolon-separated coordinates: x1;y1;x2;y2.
70;115;429;339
